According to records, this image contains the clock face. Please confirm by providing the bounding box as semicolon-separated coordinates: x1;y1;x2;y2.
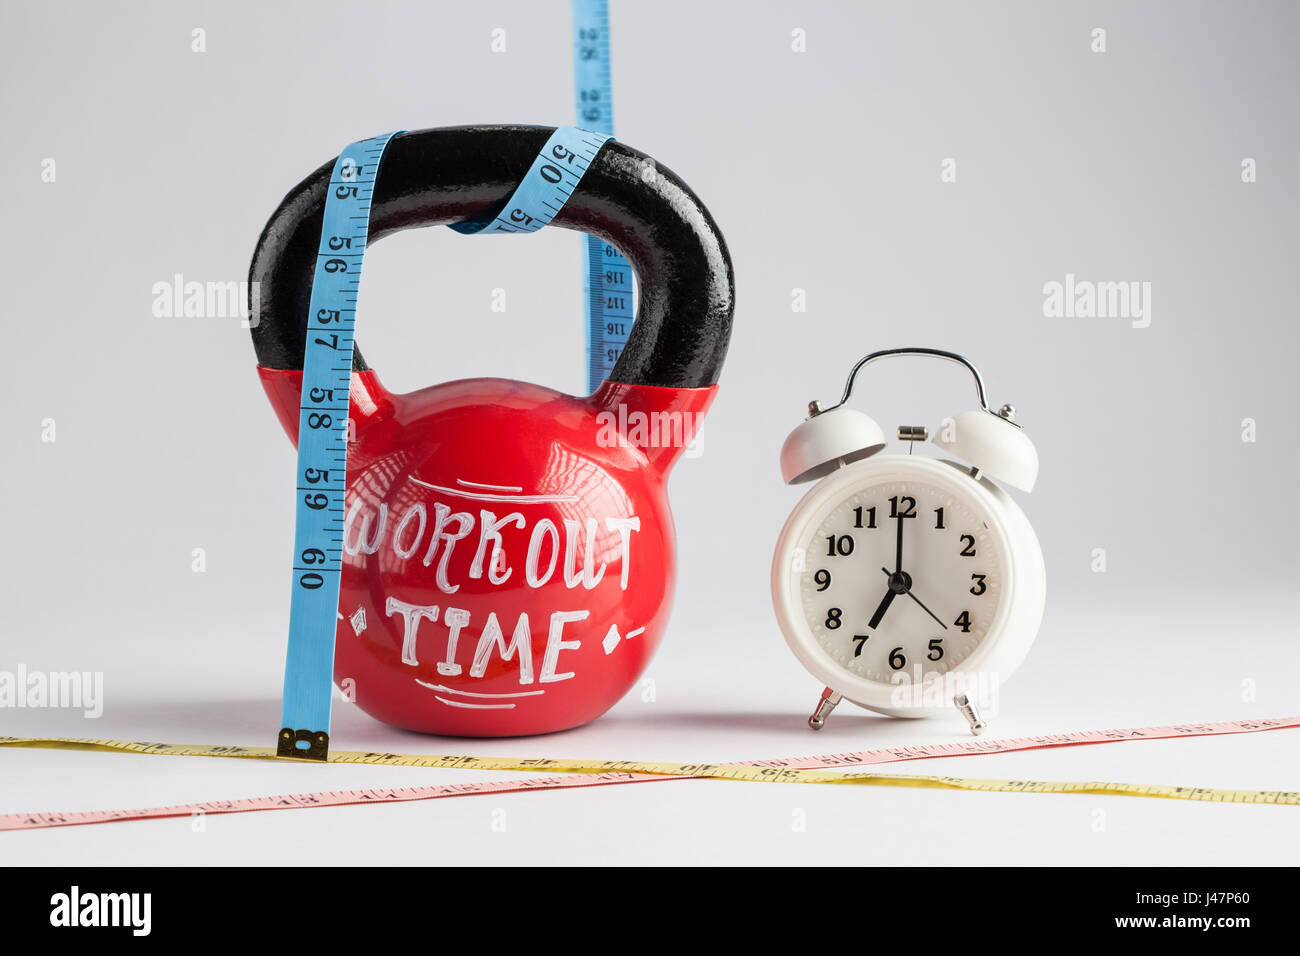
796;475;1006;686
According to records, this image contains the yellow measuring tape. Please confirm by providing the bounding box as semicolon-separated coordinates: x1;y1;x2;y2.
3;735;1297;807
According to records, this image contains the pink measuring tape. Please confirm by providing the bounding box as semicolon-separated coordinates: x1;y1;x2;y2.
2;716;1297;830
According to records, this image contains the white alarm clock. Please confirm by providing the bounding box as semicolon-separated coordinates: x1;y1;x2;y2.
771;348;1045;735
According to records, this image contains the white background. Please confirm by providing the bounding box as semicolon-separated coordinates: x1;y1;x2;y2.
2;0;1298;864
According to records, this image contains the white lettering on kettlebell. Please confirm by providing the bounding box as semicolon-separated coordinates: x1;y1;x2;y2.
389;606;597;687
392;504;427;559
422;503;475;591
540;610;588;683
362;488;639;595
344;500;387;555
470;510;525;584
525;519;560;587
562;518;607;590
605;516;640;589
470;612;534;683
438;608;470;676
385;598;438;666
345;478;648;687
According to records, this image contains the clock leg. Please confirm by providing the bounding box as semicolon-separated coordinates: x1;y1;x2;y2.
954;694;986;736
808;687;843;730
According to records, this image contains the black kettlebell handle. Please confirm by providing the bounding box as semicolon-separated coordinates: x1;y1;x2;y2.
249;125;734;390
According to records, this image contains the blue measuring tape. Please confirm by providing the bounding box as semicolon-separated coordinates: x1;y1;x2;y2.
277;130;403;759
449;126;613;237
574;0;635;393
278;125;615;759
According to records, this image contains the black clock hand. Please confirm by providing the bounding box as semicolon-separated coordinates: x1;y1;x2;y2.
867;587;897;630
878;567;947;630
905;590;947;630
895;510;904;574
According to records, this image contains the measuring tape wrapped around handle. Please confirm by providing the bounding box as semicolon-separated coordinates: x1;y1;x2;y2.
251;125;735;756
251;125;733;387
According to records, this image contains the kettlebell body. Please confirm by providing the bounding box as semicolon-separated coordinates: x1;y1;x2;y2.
251;127;734;736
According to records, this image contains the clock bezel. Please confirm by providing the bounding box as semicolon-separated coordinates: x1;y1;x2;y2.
771;453;1044;717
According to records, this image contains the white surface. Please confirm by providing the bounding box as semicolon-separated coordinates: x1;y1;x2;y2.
3;594;1298;865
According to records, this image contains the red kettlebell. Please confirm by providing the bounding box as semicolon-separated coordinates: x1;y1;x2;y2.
251;126;734;736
